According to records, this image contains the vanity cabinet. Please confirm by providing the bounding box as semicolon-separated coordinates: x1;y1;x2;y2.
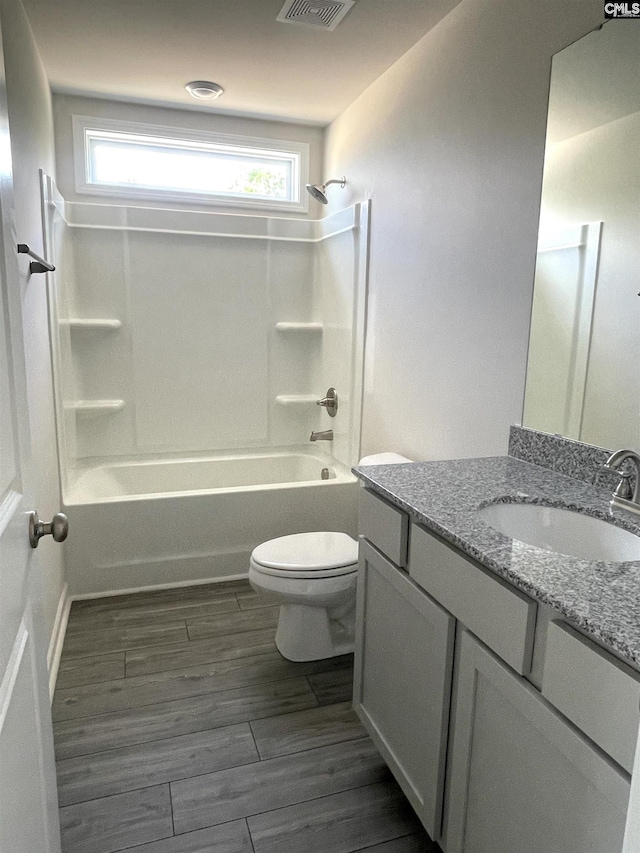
356;487;634;852
445;630;629;853
353;537;455;839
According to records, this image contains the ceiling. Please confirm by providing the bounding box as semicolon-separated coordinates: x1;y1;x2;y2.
23;0;462;125
546;21;640;145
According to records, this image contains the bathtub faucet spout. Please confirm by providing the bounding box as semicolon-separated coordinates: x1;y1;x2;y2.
310;430;333;442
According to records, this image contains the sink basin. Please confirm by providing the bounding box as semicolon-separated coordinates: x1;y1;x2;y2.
477;502;640;562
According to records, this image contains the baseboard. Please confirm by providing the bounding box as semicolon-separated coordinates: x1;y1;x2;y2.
47;582;71;702
70;572;249;602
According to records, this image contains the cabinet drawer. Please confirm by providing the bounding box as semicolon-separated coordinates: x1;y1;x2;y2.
410;524;536;675
358;488;409;567
542;620;640;773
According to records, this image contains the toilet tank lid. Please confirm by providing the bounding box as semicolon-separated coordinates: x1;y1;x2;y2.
357;452;413;466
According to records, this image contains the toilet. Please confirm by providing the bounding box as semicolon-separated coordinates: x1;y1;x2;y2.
249;452;412;661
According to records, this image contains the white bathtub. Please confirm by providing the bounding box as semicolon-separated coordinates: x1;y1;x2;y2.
63;449;359;596
66;451;347;502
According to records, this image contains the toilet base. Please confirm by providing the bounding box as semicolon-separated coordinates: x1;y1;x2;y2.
275;602;355;662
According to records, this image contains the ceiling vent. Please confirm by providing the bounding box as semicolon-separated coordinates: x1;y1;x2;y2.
277;0;355;31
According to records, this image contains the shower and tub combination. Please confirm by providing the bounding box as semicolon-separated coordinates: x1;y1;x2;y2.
42;173;370;597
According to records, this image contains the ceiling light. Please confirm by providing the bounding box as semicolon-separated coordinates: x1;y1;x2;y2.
185;81;224;101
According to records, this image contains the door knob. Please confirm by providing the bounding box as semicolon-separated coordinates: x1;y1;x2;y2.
28;511;69;549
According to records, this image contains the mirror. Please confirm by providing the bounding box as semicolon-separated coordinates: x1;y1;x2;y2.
523;21;640;450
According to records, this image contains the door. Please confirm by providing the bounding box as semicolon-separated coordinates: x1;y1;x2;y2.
353;538;455;840
445;630;629;853
0;24;62;853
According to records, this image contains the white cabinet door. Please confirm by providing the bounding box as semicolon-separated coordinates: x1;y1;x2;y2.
0;24;61;853
623;724;640;852
446;630;630;853
353;538;455;840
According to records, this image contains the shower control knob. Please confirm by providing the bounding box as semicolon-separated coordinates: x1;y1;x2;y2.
28;511;69;549
316;387;338;417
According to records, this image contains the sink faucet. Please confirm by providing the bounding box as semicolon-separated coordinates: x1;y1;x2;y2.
602;449;640;515
310;429;333;442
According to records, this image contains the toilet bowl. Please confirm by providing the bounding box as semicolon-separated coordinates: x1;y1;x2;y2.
250;531;358;661
249;452;412;662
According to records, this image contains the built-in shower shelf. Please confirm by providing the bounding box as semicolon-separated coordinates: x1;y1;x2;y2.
66;399;125;415
61;318;122;330
275;322;323;332
276;394;318;406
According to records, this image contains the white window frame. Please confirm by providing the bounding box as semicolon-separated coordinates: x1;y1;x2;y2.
72;115;310;213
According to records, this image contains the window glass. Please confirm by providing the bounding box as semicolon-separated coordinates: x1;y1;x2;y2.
74;119;308;211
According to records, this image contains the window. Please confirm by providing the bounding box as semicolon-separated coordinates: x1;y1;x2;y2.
73;117;309;212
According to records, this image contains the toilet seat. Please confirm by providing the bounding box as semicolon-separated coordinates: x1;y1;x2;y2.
250;557;357;580
250;531;358;579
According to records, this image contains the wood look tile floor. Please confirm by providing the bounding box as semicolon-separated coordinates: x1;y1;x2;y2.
54;579;439;853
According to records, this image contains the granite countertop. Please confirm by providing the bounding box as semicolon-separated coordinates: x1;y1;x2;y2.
353;456;640;668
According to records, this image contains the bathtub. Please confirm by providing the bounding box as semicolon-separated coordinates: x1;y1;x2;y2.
63;449;359;597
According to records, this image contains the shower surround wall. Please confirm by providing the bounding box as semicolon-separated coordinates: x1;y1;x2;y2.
43;176;369;594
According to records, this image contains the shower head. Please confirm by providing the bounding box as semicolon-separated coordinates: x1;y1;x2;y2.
306;184;330;204
305;176;346;204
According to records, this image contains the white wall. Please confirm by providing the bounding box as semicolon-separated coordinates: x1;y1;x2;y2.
323;0;603;462
523;224;592;438
53;93;326;218
0;0;65;651
539;113;640;449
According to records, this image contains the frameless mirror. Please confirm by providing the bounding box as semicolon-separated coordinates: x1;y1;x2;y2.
523;21;640;449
